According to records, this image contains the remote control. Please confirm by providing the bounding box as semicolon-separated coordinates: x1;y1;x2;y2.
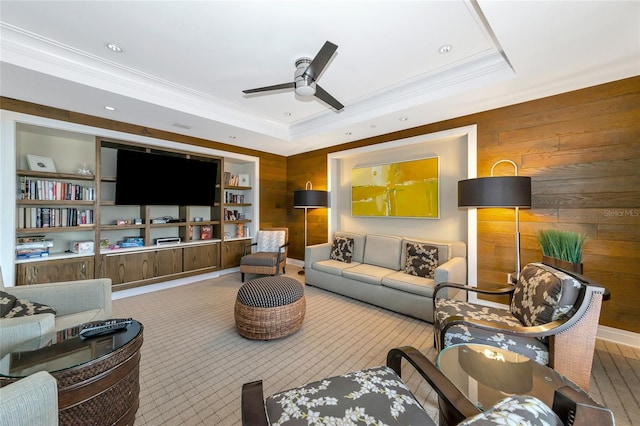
79;318;133;339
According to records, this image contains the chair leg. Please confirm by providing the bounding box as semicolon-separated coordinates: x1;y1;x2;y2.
241;273;245;282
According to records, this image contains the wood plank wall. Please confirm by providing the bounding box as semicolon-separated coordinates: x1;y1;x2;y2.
286;76;640;333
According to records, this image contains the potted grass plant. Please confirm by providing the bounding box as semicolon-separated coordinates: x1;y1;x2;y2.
535;229;586;274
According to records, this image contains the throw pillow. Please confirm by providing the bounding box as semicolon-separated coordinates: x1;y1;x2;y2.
510;263;582;326
330;236;354;263
404;242;439;278
0;291;17;317
0;291;56;318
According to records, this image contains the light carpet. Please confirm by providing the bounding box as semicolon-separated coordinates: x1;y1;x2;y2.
112;266;638;425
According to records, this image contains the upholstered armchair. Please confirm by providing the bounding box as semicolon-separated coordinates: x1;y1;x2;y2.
0;267;112;353
240;227;289;282
241;346;614;425
433;262;607;391
0;371;59;426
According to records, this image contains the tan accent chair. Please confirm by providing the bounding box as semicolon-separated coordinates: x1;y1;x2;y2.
0;371;59;426
0;267;112;353
434;262;607;391
240;227;289;282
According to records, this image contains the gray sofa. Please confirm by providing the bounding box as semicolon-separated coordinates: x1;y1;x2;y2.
305;231;466;322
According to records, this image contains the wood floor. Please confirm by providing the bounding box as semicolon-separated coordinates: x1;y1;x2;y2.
112;266;640;425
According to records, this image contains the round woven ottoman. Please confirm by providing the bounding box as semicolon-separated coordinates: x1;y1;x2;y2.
234;276;306;340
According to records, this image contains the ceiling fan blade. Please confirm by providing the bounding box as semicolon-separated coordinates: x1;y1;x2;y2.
303;41;338;80
243;82;295;94
315;84;344;110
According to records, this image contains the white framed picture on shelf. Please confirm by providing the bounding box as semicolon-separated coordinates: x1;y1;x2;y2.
27;154;56;172
238;173;250;186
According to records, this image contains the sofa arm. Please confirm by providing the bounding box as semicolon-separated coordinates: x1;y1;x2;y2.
0;314;56;356
434;257;466;286
0;371;59;426
7;278;112;318
305;243;332;270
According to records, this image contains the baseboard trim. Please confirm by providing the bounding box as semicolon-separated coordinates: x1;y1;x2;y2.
597;325;640;348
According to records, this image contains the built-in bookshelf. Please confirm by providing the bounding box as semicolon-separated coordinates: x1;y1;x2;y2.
221;161;254;268
10;119;257;288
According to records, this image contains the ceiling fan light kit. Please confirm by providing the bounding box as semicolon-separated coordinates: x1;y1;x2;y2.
243;41;344;110
294;58;316;96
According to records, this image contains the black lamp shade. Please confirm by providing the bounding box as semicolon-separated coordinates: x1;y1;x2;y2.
458;176;531;208
294;190;329;208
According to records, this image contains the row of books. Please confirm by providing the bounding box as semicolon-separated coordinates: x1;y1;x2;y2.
224;208;246;221
16;235;53;259
224;191;246;204
17;177;95;201
17;207;94;229
223;172;242;187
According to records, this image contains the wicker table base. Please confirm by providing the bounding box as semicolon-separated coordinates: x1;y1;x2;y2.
1;321;143;426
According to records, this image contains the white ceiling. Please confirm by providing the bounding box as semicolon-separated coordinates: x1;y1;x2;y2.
1;1;638;156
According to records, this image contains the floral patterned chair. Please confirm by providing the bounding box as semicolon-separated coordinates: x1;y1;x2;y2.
241;346;614;425
433;262;607;391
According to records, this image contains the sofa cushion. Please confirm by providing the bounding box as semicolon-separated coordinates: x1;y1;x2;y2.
342;264;394;285
510;263;582;327
382;272;436;297
330;236;354;263
404;241;439;278
335;231;366;263
363;234;403;270
313;260;362;277
266;365;433;425
435;298;550;365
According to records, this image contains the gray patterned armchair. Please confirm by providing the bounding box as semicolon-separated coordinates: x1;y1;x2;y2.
241;346;613;425
433;262;607;391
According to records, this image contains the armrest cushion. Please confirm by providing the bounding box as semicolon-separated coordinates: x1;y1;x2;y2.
305;243;332;270
7;278;112;317
0;371;58;426
0;314;55;355
434;256;467;286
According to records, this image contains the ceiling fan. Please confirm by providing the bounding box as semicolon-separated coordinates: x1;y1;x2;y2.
243;41;344;111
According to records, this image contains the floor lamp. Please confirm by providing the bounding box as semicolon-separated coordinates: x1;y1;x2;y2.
294;181;329;275
458;159;531;279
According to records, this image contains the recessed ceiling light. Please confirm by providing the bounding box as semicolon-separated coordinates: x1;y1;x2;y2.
399;116;408;122
229;136;236;139
104;106;116;111
439;45;452;54
107;43;123;53
369;124;377;129
345;131;352;136
284;112;292;117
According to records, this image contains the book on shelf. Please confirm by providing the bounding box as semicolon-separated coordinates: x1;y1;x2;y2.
200;225;213;240
236;224;244;238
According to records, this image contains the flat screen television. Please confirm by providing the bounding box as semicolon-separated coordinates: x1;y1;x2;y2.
115;149;218;206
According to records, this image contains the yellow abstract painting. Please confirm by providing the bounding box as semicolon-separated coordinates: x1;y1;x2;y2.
351;157;439;218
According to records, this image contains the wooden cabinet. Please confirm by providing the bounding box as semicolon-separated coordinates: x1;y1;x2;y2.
223;239;250;269
99;248;183;286
184;243;220;272
16;257;95;285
